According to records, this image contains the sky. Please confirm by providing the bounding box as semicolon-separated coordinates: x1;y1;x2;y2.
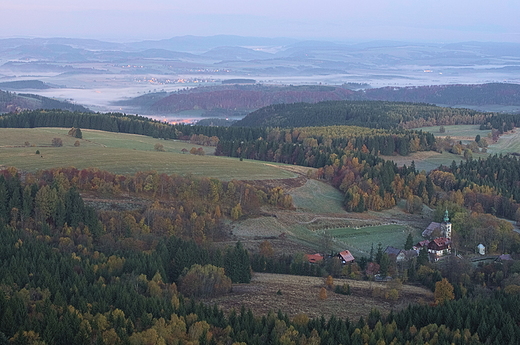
3;0;520;43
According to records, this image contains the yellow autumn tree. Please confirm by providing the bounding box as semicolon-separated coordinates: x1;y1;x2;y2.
434;278;455;305
325;275;334;289
319;287;328;300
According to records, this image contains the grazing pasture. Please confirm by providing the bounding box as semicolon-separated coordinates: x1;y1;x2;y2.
0;128;296;180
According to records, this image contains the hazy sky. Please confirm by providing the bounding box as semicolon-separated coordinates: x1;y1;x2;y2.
4;0;519;42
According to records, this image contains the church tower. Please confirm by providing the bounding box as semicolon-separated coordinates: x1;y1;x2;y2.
441;209;452;239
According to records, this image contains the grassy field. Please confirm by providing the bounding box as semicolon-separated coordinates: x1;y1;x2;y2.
387;125;520;171
326;224;415;256
291;179;345;214
415;124;491;140
0;128;296;180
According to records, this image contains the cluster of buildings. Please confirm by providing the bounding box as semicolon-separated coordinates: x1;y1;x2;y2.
305;210;454;266
415;210;452;261
305;249;355;265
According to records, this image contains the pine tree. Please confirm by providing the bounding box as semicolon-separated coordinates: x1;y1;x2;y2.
405;233;414;250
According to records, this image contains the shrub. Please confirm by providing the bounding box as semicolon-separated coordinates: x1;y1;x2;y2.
334;283;351;295
51;138;63;147
179;264;232;297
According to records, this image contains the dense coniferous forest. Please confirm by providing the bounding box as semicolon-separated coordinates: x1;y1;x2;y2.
2;166;520;344
0;109;267;142
234;101;494;129
215;125;435;163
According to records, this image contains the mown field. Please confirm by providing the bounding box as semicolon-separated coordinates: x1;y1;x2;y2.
0;128;296;180
326;224;416;256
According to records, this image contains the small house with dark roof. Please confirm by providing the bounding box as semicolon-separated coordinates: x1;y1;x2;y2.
402;250;419;261
384;246;402;257
385;246;418;262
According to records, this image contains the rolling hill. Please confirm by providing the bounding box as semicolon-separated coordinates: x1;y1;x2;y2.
0;89;91;113
115;83;520;116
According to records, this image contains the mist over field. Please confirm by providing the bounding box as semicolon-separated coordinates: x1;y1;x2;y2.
1;37;520;121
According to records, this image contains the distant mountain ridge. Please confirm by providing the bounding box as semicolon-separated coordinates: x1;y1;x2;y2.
116;83;520;115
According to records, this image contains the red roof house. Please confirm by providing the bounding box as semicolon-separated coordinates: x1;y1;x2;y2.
338;250;355;264
306;253;324;263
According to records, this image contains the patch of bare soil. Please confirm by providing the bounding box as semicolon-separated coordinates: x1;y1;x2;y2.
203;273;433;321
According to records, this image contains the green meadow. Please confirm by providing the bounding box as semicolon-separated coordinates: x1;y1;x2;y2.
0;128;295;180
326;224;416;256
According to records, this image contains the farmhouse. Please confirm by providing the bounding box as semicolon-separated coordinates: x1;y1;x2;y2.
337;250;355;264
306;253;324;263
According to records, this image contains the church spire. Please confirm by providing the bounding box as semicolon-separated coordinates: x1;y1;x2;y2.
444;209;450;223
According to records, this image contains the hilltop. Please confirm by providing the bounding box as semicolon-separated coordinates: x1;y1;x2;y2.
0;89;91;113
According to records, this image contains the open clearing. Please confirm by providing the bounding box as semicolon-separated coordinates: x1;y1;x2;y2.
205;273;433;320
415;124;490;141
291;179;345;214
0;128;296;180
232;178;428;258
385;125;520;171
326;224;415;256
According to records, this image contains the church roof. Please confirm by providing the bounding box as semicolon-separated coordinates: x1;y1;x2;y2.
422;222;441;238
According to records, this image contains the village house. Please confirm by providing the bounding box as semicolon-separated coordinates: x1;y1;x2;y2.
385;246;418;262
337;250;355;264
305;253;324;263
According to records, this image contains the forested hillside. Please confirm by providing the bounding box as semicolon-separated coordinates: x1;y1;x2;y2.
361;83;520;106
116;83;520;115
234;101;493;129
1;165;520;344
0;89;90;113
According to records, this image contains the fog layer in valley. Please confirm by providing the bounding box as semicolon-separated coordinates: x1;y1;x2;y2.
1;37;519;121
